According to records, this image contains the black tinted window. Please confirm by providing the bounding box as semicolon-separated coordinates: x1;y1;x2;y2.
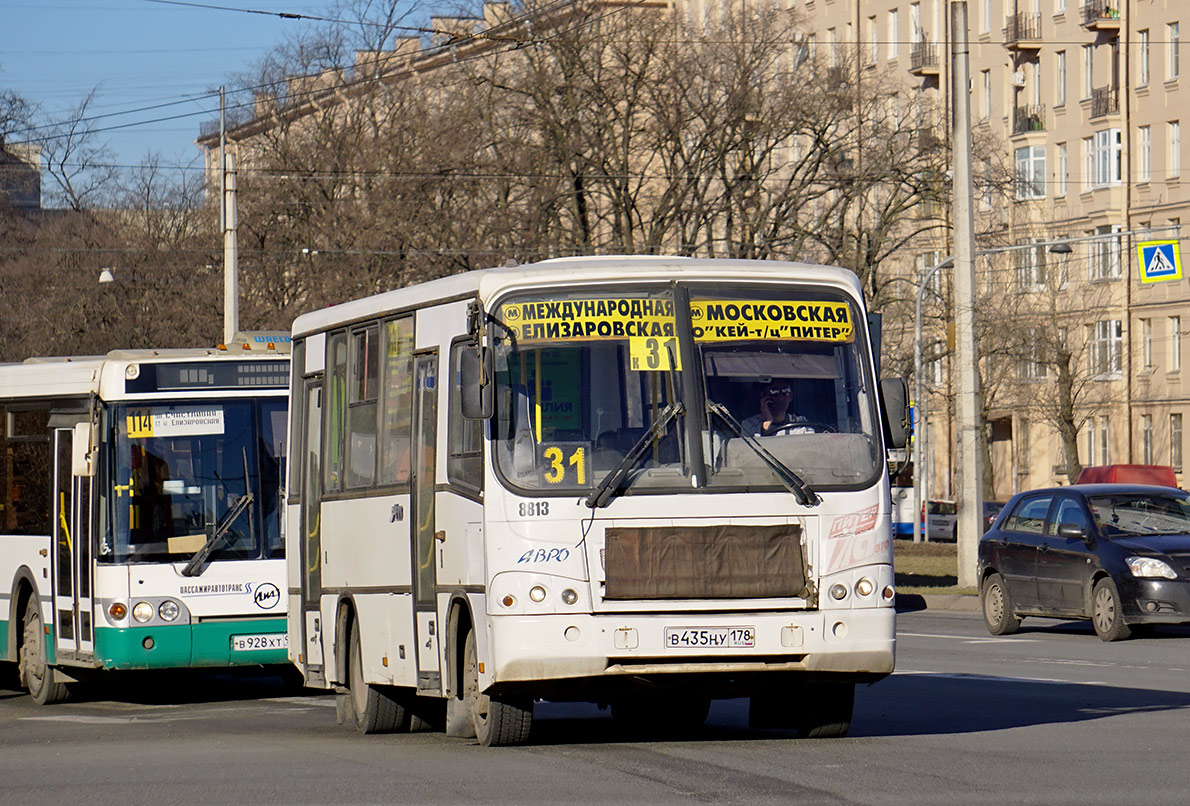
1005;496;1053;534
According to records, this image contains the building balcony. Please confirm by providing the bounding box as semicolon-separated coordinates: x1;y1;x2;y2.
1081;1;1121;32
1013;104;1046;135
1091;86;1120;118
1005;13;1043;50
909;41;940;76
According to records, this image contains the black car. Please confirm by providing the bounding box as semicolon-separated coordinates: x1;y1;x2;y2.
979;484;1190;641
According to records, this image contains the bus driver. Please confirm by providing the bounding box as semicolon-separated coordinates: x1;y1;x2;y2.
741;380;813;437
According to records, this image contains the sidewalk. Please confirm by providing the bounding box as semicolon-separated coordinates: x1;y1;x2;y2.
895;593;980;613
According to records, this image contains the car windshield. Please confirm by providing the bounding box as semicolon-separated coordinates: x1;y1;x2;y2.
1088;493;1190;536
490;284;882;496
100;399;287;563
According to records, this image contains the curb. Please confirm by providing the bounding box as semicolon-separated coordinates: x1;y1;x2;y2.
895;593;980;613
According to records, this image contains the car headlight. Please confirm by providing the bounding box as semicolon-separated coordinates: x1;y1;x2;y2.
132;601;154;623
1126;556;1178;580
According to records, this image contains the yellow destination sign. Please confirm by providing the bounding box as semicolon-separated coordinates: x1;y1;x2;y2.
503;298;677;344
501;298;854;345
690;300;853;343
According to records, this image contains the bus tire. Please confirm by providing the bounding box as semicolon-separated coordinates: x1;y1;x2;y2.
794;681;853;739
20;606;69;705
347;619;410;733
463;628;531;746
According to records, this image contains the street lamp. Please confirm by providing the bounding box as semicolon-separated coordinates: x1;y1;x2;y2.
912;240;1075;543
98;268;115;284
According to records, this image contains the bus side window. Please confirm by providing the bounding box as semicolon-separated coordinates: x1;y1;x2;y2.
324;331;348;492
378;317;414;486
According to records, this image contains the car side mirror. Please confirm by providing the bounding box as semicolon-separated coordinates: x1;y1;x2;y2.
1056;522;1086;540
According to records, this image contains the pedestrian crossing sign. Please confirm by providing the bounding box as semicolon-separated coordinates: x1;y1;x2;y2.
1138;239;1183;283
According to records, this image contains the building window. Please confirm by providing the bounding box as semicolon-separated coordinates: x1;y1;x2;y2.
1173;413;1185;473
1170;121;1181;179
1100;416;1111;466
888;9;899;59
1015;145;1046;200
910;2;921;43
1019;329;1049;380
1083;44;1093;98
1056;142;1068;197
928;341;945;386
1139;29;1150;86
1091;128;1122;187
981;0;990;34
1140;125;1152;183
1082;136;1093;192
1055;50;1066;106
981;70;991;119
1015;240;1048;289
1142;414;1154;464
1090;225;1123;280
1142;318;1153;368
1171;316;1183;372
828;28;838;68
868;16;878;64
1169;22;1181;80
1089;320;1123;377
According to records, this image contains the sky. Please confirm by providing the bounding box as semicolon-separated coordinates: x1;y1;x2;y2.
0;0;327;171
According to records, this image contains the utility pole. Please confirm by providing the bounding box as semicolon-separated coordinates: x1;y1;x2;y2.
223;152;239;345
951;1;981;589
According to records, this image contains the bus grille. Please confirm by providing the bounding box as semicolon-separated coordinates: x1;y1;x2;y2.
603;524;806;600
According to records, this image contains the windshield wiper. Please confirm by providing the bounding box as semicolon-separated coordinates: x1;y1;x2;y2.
706;400;818;507
181;491;253;577
182;448;254;577
586;402;684;509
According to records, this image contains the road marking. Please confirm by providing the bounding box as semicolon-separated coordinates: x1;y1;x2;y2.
898;631;1037;644
19;714;205;724
895;669;1107;686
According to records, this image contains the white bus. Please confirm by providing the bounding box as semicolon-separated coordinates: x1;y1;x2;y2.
285;257;908;745
0;343;290;703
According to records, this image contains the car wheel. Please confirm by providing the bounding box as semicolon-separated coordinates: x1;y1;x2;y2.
981;572;1021;636
1091;577;1132;642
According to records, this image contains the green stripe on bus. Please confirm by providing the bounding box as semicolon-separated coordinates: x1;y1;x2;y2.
0;619;7;662
93;617;288;670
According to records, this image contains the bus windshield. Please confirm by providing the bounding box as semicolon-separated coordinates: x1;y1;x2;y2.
100;399;287;564
491;284;881;496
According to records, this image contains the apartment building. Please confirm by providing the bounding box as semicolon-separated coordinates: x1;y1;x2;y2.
793;0;1188;497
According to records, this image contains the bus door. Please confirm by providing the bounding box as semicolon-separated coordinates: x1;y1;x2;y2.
411;352;441;691
300;381;325;672
52;427;94;660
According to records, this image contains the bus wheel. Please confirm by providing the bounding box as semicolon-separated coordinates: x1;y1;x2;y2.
347;619;410;733
463;629;531;746
794;681;853;739
20;607;69;705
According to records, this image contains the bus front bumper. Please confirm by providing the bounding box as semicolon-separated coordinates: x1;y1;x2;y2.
486;607;894;696
93;617;288;670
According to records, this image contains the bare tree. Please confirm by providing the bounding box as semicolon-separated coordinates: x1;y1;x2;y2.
39;89;119;211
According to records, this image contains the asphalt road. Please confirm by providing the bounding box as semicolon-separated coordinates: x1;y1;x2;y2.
3;611;1189;805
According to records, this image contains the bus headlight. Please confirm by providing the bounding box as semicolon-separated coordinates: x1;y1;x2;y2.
132;602;154;623
855;578;875;597
829;583;848;601
560;588;578;605
158;600;180;622
529;585;547;603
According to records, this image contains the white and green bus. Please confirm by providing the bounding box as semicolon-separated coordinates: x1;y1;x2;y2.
286;257;908;745
0;343;290;703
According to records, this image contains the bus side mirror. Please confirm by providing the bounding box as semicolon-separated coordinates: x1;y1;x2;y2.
72;422;96;477
880;377;909;450
460;345;493;420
